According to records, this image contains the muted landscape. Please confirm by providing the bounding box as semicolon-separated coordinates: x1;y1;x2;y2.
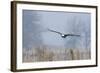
22;10;91;63
23;46;91;62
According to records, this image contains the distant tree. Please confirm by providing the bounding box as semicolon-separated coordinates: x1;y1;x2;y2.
23;10;43;49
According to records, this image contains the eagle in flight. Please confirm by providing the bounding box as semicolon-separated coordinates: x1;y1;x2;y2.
47;29;80;38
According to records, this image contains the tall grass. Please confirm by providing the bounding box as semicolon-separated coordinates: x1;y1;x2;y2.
23;46;91;62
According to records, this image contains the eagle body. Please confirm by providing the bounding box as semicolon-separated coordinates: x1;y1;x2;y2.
48;29;80;38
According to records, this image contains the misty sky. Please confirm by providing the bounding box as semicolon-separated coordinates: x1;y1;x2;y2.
22;10;91;50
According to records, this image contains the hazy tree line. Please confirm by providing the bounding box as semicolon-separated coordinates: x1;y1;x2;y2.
22;10;91;62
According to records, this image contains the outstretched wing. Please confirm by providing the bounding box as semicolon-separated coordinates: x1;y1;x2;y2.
47;29;62;35
47;29;80;37
66;34;80;36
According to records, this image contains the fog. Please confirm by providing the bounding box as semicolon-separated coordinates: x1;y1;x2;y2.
23;10;91;50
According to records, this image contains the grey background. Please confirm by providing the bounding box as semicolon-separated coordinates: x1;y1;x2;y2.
22;10;91;50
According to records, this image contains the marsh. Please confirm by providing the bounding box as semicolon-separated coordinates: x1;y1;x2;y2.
22;10;91;62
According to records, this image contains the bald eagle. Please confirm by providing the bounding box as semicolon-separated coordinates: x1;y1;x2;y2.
48;29;80;38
